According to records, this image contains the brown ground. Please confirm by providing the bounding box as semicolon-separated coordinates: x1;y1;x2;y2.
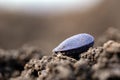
0;27;119;80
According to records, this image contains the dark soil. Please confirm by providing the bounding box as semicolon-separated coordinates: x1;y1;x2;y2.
0;46;43;80
0;27;120;80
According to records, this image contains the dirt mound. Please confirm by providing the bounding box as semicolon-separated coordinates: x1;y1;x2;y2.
0;27;120;80
10;40;120;80
0;46;43;80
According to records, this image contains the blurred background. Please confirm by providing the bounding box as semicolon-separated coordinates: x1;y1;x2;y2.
0;0;119;55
